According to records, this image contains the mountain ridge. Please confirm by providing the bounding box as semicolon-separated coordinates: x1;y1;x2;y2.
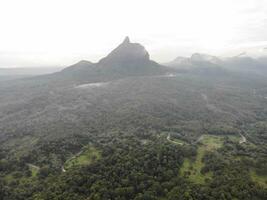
165;52;267;76
57;37;170;83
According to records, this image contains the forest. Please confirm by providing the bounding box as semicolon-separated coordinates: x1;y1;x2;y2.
0;37;267;200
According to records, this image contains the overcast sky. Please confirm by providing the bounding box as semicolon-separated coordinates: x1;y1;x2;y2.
1;0;267;68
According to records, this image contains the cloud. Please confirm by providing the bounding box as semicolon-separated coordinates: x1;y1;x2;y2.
0;0;267;66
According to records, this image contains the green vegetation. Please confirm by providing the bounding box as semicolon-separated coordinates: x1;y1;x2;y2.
180;148;212;184
250;170;267;188
4;174;14;184
171;138;186;145
180;135;224;184
4;136;39;159
1;65;267;199
64;146;101;170
200;134;224;150
226;134;240;143
28;164;40;177
166;133;187;145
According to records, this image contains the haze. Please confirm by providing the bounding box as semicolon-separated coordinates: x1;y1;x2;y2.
0;0;267;67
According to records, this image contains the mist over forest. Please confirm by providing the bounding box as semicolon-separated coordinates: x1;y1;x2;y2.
0;36;266;200
1;0;267;199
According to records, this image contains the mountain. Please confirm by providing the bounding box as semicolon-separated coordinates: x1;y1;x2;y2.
166;53;222;67
61;60;94;73
222;55;267;75
190;53;222;65
98;36;150;65
1;38;267;199
165;56;192;68
165;53;226;75
166;52;267;76
58;37;170;83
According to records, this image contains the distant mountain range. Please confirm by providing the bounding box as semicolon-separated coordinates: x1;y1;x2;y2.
1;37;267;82
0;67;64;81
54;37;267;83
0;67;63;76
165;52;267;76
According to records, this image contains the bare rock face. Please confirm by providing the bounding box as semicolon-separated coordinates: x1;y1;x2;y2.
57;37;169;82
98;36;150;65
123;36;130;43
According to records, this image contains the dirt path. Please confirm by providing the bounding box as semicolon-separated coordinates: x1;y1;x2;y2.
61;166;66;172
167;133;184;145
193;133;246;145
193;135;204;145
27;163;40;170
239;133;247;144
62;150;84;172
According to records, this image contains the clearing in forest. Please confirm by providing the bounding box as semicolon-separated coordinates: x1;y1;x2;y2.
27;164;40;177
166;133;187;145
64;146;101;170
180;135;226;184
250;170;267;188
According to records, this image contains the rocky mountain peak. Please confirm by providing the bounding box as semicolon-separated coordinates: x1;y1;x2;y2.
98;37;150;65
122;36;130;44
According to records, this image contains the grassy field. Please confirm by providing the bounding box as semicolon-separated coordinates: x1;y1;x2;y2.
4;164;39;184
28;164;40;177
201;135;224;150
250;170;267;188
225;135;240;143
64;146;101;170
180;135;224;184
180;147;212;184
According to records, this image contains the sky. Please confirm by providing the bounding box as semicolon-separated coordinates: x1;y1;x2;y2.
0;0;267;68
